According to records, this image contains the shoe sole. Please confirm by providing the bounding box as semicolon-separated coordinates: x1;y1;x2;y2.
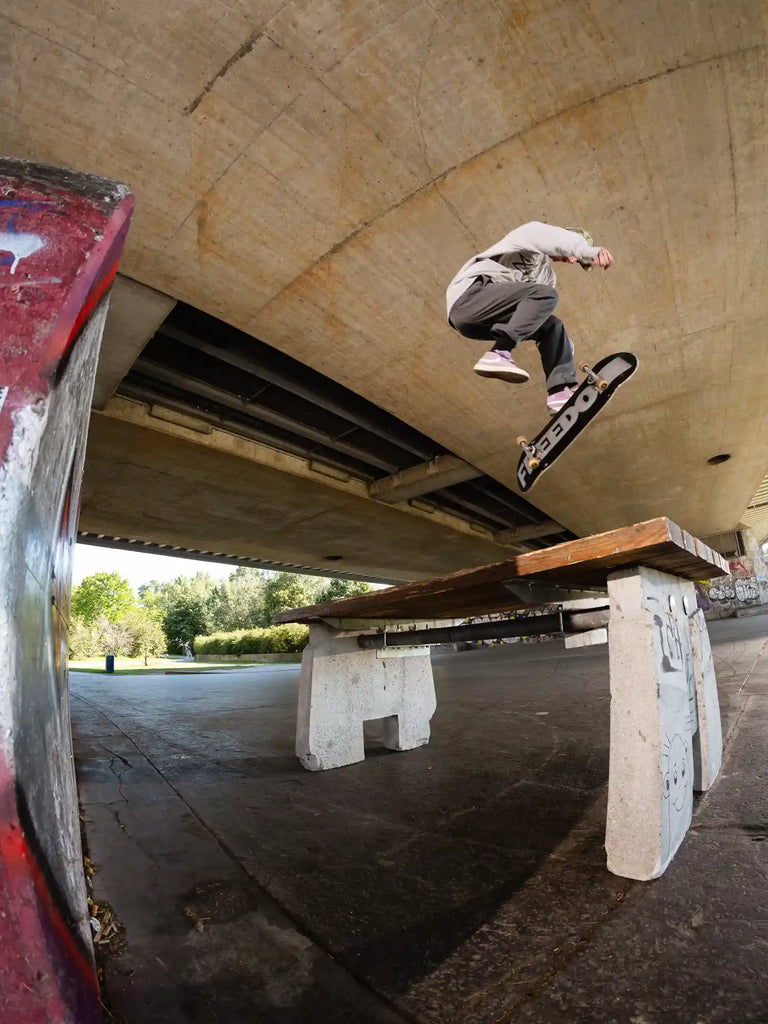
473;367;530;383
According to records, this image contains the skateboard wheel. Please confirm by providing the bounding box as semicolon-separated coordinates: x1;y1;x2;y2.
597;379;609;392
528;458;540;470
580;363;589;373
515;435;528;447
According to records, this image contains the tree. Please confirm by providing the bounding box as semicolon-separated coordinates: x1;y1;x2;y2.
261;573;310;624
69;617;101;660
317;578;372;603
138;574;217;654
137;580;167;619
161;575;218;652
96;616;134;657
123;609;166;664
71;572;135;625
212;567;266;631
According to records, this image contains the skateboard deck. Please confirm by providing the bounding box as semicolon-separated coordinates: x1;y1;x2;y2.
516;352;638;492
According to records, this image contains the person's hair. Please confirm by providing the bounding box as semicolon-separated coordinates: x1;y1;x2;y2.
566;226;594;270
567;226;594;246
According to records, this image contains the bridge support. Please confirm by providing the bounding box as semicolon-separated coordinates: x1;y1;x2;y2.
0;159;132;1020
605;567;722;880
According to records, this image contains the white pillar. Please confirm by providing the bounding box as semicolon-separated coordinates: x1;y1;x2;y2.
605;567;722;879
296;622;436;771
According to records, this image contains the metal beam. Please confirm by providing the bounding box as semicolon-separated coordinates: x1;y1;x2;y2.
119;382;378;481
356;607;610;649
369;455;483;503
161;325;439;460
131;357;400;473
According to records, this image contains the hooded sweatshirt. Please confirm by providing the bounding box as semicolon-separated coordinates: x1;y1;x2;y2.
445;221;602;316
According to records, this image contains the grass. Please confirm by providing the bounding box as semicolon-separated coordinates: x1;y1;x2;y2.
68;657;254;675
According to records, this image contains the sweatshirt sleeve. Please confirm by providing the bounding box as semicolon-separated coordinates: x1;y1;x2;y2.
511;222;601;263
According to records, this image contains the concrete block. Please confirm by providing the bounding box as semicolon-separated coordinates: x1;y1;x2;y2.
734;604;768;618
296;622;436;771
564;627;608;649
605;568;713;880
689;606;722;790
92;276;176;408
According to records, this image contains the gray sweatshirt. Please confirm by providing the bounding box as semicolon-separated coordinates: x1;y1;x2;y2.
445;221;602;316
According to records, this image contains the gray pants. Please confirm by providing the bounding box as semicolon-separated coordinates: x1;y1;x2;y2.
448;278;577;391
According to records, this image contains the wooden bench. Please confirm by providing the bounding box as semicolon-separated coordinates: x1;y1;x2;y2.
276;518;729;880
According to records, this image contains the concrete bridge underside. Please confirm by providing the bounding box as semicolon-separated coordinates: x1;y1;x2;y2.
4;0;768;578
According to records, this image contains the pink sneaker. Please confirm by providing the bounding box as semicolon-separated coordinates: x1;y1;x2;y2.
547;385;577;416
473;350;530;383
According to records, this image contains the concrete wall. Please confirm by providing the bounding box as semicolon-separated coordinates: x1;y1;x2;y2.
696;528;768;619
6;2;768;557
0;160;132;1020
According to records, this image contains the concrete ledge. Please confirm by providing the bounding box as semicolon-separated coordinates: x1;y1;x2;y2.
734;604;768;618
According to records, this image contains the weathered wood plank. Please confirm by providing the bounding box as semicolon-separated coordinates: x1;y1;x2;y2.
275;518;729;624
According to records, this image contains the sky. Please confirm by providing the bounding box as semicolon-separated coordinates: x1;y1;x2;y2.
72;543;235;592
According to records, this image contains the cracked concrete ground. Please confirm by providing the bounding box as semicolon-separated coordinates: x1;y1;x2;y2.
70;615;768;1023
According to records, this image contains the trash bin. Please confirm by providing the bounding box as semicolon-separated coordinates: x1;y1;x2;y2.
105;654;115;673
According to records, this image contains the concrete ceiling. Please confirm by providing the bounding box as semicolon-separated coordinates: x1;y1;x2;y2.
4;0;768;575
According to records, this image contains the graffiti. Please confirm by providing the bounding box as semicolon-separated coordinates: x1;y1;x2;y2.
698;562;768;618
653;605;696;732
708;579;735;604
734;577;760;603
652;613;683;673
694;583;712;612
460;605;559;645
0;159;133;1021
729;558;750;576
662;731;692;850
0;200;52;275
0;230;46;274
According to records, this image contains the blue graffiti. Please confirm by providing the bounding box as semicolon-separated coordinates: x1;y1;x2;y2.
0;199;52;210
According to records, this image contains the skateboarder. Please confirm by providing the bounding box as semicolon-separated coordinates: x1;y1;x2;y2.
446;222;614;414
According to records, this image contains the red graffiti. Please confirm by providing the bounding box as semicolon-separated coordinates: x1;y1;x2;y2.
0;164;133;462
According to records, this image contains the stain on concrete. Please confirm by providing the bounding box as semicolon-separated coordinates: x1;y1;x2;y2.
186;29;266;116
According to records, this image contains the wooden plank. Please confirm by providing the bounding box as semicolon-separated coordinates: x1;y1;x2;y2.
275;518;729;624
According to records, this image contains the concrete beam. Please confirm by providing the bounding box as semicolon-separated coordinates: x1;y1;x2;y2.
494;520;564;545
92;276;176;409
369;455;483;503
80;399;510;581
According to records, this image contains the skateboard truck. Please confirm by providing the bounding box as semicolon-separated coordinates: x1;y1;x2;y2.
580;362;609;391
516;435;540;469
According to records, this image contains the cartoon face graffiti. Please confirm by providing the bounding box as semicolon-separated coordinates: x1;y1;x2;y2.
662;733;690;815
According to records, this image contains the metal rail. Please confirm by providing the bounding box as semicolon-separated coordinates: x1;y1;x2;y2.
356;608;610;649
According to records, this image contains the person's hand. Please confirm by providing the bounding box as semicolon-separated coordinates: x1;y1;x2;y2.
594;247;614;268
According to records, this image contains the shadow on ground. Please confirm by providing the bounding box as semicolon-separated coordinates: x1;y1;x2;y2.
70;616;768;1023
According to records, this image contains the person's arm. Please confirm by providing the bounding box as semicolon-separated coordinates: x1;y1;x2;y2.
513;222;611;267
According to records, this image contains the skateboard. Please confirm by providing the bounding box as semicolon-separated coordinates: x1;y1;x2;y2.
515;352;638;492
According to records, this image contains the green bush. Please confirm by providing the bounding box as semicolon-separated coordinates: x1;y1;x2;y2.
69;617;102;660
194;623;309;656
